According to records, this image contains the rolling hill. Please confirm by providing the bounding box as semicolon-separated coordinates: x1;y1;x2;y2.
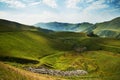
35;22;93;32
0;19;37;31
93;17;120;39
35;17;120;39
0;19;120;80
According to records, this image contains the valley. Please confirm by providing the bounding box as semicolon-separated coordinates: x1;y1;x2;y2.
35;17;120;39
0;18;120;80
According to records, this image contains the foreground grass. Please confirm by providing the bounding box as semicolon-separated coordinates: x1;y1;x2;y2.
0;62;64;80
0;31;120;80
40;51;120;80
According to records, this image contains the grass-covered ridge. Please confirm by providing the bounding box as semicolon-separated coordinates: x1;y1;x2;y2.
93;17;120;39
35;17;120;39
34;22;93;32
0;19;37;31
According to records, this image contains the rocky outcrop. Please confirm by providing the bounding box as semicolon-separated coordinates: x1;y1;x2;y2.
26;67;88;76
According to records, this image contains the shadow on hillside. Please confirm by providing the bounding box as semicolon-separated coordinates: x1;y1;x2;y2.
0;56;39;64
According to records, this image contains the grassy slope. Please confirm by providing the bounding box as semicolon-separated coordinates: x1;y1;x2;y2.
0;31;56;59
0;31;87;58
0;31;120;80
0;19;120;80
39;37;120;80
0;19;37;31
93;17;120;38
40;51;120;80
0;62;63;80
67;51;120;80
94;17;120;32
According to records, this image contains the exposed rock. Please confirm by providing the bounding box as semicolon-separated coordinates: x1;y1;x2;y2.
26;67;88;76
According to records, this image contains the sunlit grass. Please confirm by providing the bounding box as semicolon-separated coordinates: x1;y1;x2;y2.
0;62;62;80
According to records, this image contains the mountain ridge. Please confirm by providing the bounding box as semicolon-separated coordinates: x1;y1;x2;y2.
93;17;120;39
0;19;37;31
34;22;94;32
34;17;120;39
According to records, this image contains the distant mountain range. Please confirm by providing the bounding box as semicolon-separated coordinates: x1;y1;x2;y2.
34;22;94;32
35;17;120;39
0;17;120;39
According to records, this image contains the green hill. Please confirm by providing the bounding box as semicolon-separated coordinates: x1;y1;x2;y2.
0;19;120;80
0;19;37;31
93;17;120;39
0;31;57;60
35;17;120;39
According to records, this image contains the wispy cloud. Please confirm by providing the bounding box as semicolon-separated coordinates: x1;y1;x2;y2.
28;1;41;6
84;0;109;12
0;11;59;25
0;0;58;8
42;0;57;8
0;0;119;25
0;0;26;8
66;0;81;9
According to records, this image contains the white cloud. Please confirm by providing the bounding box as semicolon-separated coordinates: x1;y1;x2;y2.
0;9;119;25
0;0;26;8
66;0;81;9
0;0;118;25
84;0;109;12
0;11;58;25
28;1;41;6
0;11;8;17
0;0;57;8
42;0;57;8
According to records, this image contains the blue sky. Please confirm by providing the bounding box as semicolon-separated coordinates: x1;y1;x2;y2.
0;0;120;25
